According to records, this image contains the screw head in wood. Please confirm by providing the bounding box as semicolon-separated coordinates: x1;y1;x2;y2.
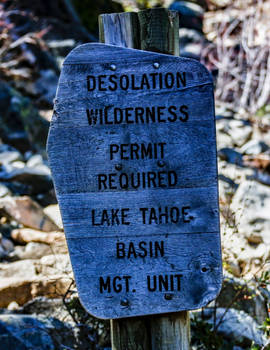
201;267;209;273
153;62;160;69
120;298;129;306
157;160;165;167
164;293;173;300
110;64;116;71
115;164;122;171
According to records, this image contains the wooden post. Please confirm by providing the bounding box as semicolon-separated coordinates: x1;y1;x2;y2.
99;8;190;350
99;8;179;55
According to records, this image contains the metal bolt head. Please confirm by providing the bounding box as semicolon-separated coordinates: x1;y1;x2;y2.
120;298;129;306
164;293;173;300
110;64;116;71
115;164;122;171
157;160;165;167
153;62;160;69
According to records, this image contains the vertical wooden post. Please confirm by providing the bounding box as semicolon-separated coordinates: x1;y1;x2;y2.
99;8;190;350
99;8;179;55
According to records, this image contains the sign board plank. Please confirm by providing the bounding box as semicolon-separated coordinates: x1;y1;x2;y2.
47;43;222;319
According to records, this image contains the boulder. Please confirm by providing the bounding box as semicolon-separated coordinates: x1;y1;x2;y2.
218;148;243;165
218;160;254;185
11;228;64;245
0;165;53;194
0;314;78;350
20;296;111;348
0;254;72;307
0;196;59;232
216;117;253;148
0;147;22;165
0;234;14;260
240;140;269;155
216;273;268;324
0;259;38;279
37;254;72;277
0;184;11;197
19;297;73;323
220;211;270;275
230;180;270;245
201;308;267;347
12;242;54;260
0;277;72;307
43;204;63;230
26;154;44;168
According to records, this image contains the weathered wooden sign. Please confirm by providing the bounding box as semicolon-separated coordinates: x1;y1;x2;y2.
47;43;222;319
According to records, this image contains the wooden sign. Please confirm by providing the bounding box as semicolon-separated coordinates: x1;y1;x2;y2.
47;43;222;319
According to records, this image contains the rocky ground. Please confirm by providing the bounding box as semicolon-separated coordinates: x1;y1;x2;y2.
0;0;269;349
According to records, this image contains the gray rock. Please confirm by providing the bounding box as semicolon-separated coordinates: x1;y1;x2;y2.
10;161;25;169
218;148;243;165
218;174;238;201
7;301;20;311
0;165;53;194
0;151;22;165
216;108;234;118
0;314;77;350
26;154;44;168
230;180;270;245
249;170;270;186
0;259;38;279
32;164;51;176
241;140;269;155
12;242;52;260
229;119;253;147
0;196;59;232
202;308;267;347
0;184;11;197
216;118;252;148
1;237;14;254
218;160;254;185
216;273;268;324
43;204;63;230
20;297;74;323
0;233;14;260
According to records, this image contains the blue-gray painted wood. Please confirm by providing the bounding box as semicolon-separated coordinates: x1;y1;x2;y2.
47;43;222;319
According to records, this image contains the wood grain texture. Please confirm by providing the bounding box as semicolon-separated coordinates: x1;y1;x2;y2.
47;43;222;319
111;317;150;350
150;312;190;350
138;8;179;55
111;312;190;350
101;9;189;349
99;12;140;49
99;8;179;56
